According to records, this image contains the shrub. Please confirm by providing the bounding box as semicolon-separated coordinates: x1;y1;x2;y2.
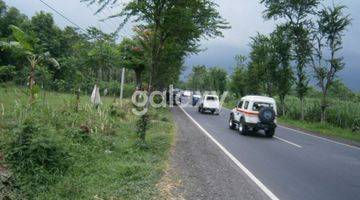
109;104;127;119
0;65;16;82
66;125;91;143
136;113;150;143
4;120;70;197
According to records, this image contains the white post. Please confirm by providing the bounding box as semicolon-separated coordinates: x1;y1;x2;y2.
120;67;125;107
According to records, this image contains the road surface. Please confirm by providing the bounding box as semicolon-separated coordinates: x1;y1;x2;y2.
175;100;360;200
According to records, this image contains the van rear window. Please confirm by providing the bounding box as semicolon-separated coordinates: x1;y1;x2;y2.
252;102;273;111
206;96;217;101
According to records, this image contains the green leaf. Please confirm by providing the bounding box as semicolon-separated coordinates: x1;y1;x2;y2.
9;25;33;51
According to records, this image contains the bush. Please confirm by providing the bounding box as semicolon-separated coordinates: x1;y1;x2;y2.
0;65;16;82
66;125;91;143
109;104;127;119
4;120;70;197
136;113;150;143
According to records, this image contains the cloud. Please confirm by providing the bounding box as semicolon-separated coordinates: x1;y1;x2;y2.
186;0;360;91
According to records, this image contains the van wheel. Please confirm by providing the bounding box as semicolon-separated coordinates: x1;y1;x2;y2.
229;116;236;130
239;118;248;135
265;129;275;138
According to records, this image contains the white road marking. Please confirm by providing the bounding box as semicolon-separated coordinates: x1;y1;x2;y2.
274;136;302;148
179;106;280;200
278;125;360;150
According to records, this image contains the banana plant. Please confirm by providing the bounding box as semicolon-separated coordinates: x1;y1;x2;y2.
0;25;59;103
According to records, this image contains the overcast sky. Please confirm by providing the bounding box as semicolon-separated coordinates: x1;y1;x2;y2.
4;0;360;91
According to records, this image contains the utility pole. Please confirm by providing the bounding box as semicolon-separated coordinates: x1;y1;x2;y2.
120;67;125;107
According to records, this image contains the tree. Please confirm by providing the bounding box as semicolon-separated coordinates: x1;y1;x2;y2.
229;55;248;97
0;25;59;102
310;5;351;122
208;67;228;94
328;80;355;101
119;37;146;90
248;33;276;95
188;65;208;92
83;0;229;92
261;0;321;120
270;26;293;116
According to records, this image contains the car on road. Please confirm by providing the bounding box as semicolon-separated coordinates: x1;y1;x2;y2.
182;90;192;97
198;95;220;115
229;95;277;137
192;93;202;106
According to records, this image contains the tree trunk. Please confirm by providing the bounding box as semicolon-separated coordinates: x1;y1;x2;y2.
280;95;286;116
134;68;143;90
320;91;327;123
300;97;305;121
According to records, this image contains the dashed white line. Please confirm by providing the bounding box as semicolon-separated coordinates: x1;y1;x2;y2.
179;106;280;200
274;136;302;148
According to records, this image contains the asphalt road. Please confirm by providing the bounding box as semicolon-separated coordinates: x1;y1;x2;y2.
177;99;360;200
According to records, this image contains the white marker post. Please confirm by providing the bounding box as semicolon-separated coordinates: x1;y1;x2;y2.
120;67;125;107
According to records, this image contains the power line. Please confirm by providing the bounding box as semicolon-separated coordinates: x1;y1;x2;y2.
87;4;117;33
38;0;87;33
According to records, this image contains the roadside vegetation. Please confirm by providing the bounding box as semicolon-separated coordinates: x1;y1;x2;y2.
0;85;174;199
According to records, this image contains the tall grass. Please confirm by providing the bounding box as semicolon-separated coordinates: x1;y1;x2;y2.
282;96;360;129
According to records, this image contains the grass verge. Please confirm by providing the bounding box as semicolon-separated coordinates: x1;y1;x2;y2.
0;86;175;199
278;117;360;144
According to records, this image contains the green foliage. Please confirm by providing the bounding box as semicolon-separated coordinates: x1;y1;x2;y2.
328;80;355;100
83;0;229;90
187;65;228;93
310;4;351;121
4;119;70;198
279;117;360;143
0;87;174;199
279;96;360;129
136;113;150;143
0;65;16;82
229;63;248;97
260;0;321;120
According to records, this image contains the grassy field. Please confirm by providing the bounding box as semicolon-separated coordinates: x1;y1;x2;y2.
0;86;175;199
223;97;360;144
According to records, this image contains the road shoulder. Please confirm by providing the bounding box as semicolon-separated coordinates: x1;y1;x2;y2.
169;107;268;200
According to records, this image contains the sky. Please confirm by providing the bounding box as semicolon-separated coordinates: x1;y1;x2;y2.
4;0;360;91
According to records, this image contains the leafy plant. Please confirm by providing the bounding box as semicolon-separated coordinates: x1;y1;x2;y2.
0;25;60;103
4;119;70;197
136;113;150;145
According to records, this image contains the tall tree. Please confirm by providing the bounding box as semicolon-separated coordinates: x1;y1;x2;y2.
83;0;229;91
310;5;351;122
248;33;276;96
188;65;208;92
119;37;146;90
270;26;293;116
208;67;228;94
261;0;321;120
229;55;248;97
